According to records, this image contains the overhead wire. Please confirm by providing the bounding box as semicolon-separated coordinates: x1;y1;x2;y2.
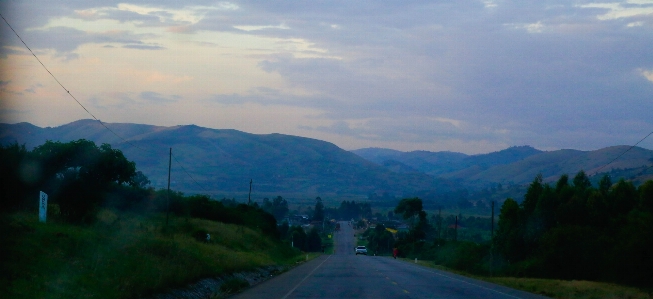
1;12;210;193
592;130;653;176
4;12;652;190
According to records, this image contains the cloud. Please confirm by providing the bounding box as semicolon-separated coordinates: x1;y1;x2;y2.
122;44;165;50
207;88;340;110
17;26;161;56
139;91;181;104
3;0;653;153
24;83;43;94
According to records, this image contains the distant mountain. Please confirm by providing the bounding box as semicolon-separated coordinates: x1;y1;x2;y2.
352;146;542;176
353;145;653;187
349;148;405;164
0;120;458;199
456;146;653;185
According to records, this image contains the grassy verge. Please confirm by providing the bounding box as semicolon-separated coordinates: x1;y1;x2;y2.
0;210;301;299
404;259;652;299
321;234;334;254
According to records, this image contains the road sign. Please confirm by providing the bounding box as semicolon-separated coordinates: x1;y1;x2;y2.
39;191;48;223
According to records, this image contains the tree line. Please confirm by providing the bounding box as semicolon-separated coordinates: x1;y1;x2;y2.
495;172;653;285
378;171;652;287
0;140;280;240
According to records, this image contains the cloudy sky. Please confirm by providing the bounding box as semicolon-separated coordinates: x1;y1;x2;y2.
1;0;652;154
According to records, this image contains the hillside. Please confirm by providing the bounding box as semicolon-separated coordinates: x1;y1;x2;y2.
353;145;653;188
0;120;456;199
457;146;653;185
353;146;543;176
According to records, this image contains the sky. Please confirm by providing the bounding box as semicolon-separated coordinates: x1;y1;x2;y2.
1;1;653;155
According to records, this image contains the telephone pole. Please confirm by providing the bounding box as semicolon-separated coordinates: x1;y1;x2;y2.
438;207;442;243
166;148;172;226
454;215;458;242
248;179;252;205
490;200;495;276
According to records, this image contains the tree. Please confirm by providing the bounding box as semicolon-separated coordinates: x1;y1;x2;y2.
313;197;324;222
640;180;653;212
522;174;543;217
306;227;322;252
495;198;524;261
131;171;151;188
288;226;307;251
31;140;136;223
394;197;423;220
609;179;637;216
598;174;612;196
0;143;31;213
572;170;592;195
262;196;289;221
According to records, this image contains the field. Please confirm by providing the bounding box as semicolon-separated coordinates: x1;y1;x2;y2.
409;260;652;299
0;210;302;299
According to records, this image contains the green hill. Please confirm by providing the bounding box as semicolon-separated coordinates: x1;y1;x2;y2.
0;120;456;199
354;146;653;188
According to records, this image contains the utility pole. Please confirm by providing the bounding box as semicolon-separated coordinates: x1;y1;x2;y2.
490;200;495;277
491;201;495;239
438;207;442;244
166;148;172;226
454;215;458;242
248;179;252;205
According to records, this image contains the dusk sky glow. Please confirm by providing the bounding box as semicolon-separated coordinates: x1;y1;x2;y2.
1;1;653;154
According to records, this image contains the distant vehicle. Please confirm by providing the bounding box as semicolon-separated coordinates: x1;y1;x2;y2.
355;246;367;255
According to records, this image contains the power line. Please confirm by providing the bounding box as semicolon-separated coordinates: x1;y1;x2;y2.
172;153;209;192
1;13;210;193
0;13;157;155
593;130;653;175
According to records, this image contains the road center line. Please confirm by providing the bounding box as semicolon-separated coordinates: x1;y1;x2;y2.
281;255;332;299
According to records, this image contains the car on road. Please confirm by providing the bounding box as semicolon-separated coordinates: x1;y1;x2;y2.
355;246;367;255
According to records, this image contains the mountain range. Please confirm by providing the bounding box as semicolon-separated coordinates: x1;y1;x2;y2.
0;120;454;200
2;120;652;204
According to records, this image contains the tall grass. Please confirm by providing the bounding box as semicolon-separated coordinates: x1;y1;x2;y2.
0;210;300;299
409;260;652;299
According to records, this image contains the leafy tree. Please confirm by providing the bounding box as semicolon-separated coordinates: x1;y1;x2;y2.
288;226;307;251
394;197;423;220
278;221;290;240
598;174;612;196
313;197;324;222
640;180;653;212
262;196;289;221
572;170;592;196
0;143;31;213
31;140;136;223
495;198;524;261
608;179;637;216
306;227;322;251
522;174;543;217
131;171;151;188
365;224;395;254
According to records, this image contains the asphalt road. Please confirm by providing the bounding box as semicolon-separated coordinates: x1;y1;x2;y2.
230;221;548;299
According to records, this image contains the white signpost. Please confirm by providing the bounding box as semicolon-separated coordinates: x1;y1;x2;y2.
39;191;48;223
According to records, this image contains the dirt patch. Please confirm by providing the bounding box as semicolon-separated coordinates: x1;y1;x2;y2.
144;265;289;299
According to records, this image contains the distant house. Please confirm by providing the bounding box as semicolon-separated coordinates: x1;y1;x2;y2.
284;214;310;226
397;224;410;232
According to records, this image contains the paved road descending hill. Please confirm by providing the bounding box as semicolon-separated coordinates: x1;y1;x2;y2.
231;222;548;299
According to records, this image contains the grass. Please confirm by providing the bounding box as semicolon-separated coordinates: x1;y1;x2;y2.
405;259;652;299
483;277;652;299
0;210;302;299
321;233;335;254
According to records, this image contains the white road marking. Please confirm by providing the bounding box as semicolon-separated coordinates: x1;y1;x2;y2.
281;255;332;299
